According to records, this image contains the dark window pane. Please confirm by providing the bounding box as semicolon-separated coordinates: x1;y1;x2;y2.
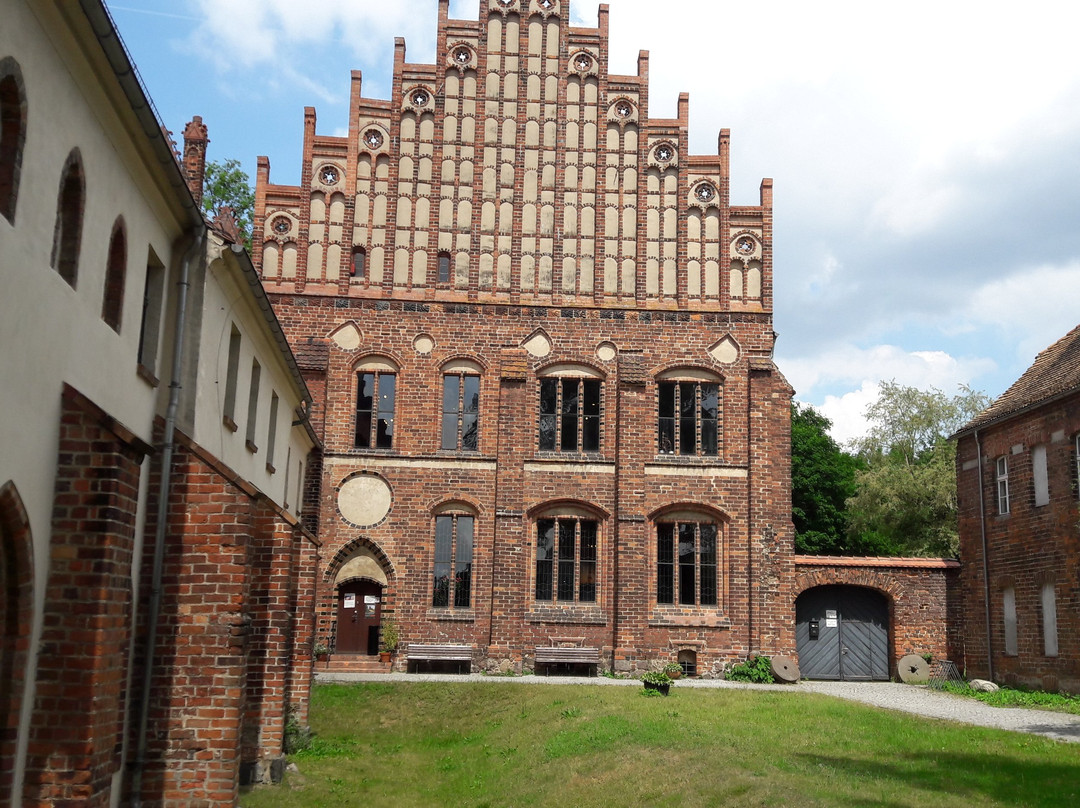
433;516;453;607
700;384;718;419
355;412;372;448
701;384;718;455
540;379;558;413
463;375;479;413
455;517;474;608
657;523;674;604
701;418;717;456
376;415;394;448
699;523;717;605
658;382;675;417
561;414;578;451
582;380;600;451
579;521;597;602
539;414;557;451
557;520;576;601
678;522;696;604
352;249;365;278
438;253;450;283
358;373;374;411
376;374;395;449
658;418;675;454
536;519;554;600
461;414;478;451
561;379;579;451
561;379;580;415
539;379;557;450
442;374;460;412
442;414;458;450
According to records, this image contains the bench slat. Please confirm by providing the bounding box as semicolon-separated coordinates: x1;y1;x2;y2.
407;643;473;661
535;647;600;663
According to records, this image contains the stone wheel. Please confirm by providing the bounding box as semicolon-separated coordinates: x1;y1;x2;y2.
771;655;800;683
898;654;930;684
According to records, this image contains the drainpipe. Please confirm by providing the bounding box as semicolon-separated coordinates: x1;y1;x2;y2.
974;429;994;682
130;225;205;806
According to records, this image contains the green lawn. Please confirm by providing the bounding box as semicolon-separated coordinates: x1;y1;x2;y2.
241;681;1080;807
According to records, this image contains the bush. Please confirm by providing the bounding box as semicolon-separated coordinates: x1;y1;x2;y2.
726;656;774;684
642;670;673;686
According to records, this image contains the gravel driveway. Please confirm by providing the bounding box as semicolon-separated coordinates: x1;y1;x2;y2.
316;672;1080;743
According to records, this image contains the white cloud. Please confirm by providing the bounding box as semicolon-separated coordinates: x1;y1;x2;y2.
804;382;882;447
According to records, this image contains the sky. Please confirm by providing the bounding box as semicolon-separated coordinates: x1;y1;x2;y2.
105;0;1080;444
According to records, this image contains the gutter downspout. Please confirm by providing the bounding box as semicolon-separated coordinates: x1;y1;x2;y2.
130;225;205;806
975;429;994;682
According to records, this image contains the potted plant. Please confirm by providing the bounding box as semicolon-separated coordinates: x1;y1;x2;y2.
642;670;673;695
313;640;329;663
379;618;399;663
663;662;683;680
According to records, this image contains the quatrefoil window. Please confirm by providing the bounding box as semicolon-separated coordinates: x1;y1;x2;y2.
615;101;633;118
655;144;674;163
538;0;555;8
453;46;471;64
411;89;430;107
320;166;340;185
737;237;755;254
695;183;716;203
574;53;593;71
271;215;290;234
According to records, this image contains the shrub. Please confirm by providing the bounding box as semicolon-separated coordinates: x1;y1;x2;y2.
726;655;774;684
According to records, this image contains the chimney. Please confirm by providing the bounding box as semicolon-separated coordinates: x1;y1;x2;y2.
182;116;209;207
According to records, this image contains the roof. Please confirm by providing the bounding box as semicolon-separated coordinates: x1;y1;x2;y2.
955;323;1080;436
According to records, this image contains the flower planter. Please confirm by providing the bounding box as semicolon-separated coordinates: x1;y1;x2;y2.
643;680;670;695
379;651;392;663
666;669;682;680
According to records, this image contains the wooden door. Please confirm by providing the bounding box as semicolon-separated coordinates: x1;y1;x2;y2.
335;580;383;655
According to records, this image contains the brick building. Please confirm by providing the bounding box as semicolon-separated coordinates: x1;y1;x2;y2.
954;324;1080;694
1;2;318;805
255;0;797;677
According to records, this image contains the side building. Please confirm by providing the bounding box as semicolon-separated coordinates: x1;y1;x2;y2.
255;0;795;676
1;2;319;805
954;324;1080;694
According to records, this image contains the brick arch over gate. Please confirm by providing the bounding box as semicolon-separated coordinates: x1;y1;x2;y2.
318;537;397;648
794;556;962;673
0;480;33;801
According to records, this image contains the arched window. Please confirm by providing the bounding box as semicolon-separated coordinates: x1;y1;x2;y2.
355;357;398;449
537;364;604;453
0;57;27;225
432;504;476;609
656;368;721;456
530;503;605;606
437;251;451;284
51;149;85;287
653;507;725;607
101;217;126;331
351;246;366;279
441;358;481;451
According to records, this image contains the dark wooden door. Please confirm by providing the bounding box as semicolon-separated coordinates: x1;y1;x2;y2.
335;580;383;655
796;586;889;681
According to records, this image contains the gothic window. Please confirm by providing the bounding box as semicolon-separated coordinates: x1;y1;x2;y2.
351;246;366;279
657;377;719;456
539;376;601;452
0;57;27;224
433;512;474;609
101;217;126;331
442;367;479;451
355;359;397;449
535;516;598;603
51;149;85;287
657;520;718;606
437;251;451;284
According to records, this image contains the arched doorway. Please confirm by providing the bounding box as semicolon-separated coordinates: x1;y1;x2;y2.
796;585;889;680
335;579;383;655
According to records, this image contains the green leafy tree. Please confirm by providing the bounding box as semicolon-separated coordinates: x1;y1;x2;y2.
791;403;863;554
202;158;254;250
846;381;990;557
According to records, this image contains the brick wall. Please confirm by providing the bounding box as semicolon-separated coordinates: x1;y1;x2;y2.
956;393;1080;693
24;386;150;807
794;556;962;675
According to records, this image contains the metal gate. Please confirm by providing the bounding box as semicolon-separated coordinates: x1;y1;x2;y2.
796;586;889;681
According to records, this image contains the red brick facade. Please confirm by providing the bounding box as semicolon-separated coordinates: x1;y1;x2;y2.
255;0;797;675
955;342;1080;693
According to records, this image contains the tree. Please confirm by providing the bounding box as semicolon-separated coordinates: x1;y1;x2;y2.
846;381;990;557
791;403;862;554
202;159;254;250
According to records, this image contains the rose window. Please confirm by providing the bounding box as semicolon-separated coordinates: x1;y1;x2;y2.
695;183;716;203
737;237;755;254
271;215;290;235
411;89;430;107
574;53;592;71
364;129;384;149
320;165;340;185
655;144;674;163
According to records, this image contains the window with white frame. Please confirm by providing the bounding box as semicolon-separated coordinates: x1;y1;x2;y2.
995;456;1009;514
1032;444;1049;507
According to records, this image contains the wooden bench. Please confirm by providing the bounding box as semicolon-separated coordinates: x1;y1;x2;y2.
535;646;600;676
406;643;473;673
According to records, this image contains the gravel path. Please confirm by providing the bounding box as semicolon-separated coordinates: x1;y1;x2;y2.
315;672;1080;744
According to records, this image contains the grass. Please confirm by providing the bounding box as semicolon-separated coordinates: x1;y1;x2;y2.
241;682;1080;808
940;682;1080;715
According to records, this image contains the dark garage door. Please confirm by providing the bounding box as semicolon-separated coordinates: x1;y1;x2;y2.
796;586;889;681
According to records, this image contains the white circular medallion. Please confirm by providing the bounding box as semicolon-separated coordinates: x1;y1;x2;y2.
338;475;392;527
